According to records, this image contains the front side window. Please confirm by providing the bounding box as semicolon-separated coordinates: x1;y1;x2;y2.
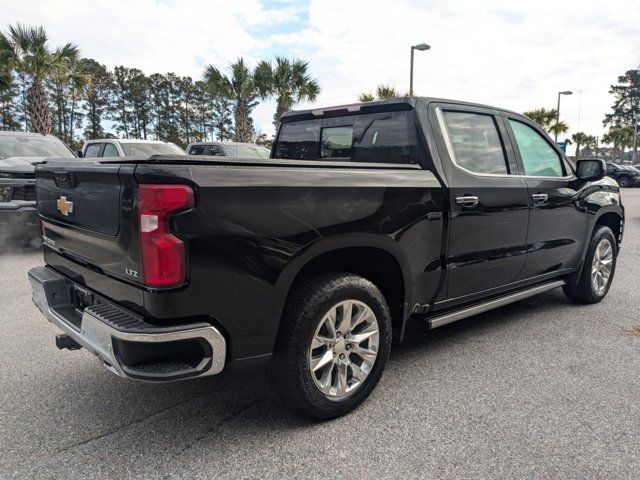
84;143;103;157
442;111;508;175
321;126;353;158
102;143;119;157
509;120;564;177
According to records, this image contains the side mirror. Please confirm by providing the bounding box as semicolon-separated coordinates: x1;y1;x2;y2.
576;158;605;181
76;150;83;158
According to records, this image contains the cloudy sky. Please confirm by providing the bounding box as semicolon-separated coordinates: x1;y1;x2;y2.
4;0;639;149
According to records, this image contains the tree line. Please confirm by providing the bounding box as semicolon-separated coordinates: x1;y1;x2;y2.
0;24;320;149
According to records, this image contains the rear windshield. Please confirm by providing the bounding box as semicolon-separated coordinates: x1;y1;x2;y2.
0;135;74;159
120;142;185;157
273;110;418;164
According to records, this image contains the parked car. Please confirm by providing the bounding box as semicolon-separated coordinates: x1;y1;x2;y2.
0;131;75;243
605;161;639;187
186;141;270;159
29;97;623;419
81;139;186;158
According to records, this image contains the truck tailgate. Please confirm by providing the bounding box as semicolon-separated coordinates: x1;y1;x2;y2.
36;161;144;291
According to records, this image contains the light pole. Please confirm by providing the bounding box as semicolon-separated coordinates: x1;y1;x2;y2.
555;90;573;142
410;43;430;96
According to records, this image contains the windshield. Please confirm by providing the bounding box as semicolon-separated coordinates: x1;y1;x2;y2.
121;142;186;157
228;144;270;159
0;134;74;159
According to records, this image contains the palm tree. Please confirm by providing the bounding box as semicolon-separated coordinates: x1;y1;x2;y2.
0;24;79;133
571;132;589;159
254;57;319;131
602;126;633;162
204;58;259;143
0;68;11;92
358;84;401;102
523;107;567;137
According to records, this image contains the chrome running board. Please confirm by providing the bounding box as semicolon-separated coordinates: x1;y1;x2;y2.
427;280;566;329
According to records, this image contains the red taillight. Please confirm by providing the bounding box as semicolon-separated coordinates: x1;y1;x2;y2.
138;185;194;288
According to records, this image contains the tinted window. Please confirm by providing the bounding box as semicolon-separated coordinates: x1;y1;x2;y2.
321;126;353;158
606;164;615;174
189;145;208;155
84;143;103;157
353;112;418;164
509;120;564;177
274;120;320;160
442;111;508;174
273;111;418;164
102;143;119;157
209;145;226;156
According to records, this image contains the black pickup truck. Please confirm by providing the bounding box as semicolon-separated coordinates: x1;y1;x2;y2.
28;98;623;419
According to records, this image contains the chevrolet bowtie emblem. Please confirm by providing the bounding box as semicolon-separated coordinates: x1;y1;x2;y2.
56;196;74;216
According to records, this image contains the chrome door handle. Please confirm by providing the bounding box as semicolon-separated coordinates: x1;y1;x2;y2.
455;195;479;208
531;193;548;203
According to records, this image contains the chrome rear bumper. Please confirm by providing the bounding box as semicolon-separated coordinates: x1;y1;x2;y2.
28;266;226;382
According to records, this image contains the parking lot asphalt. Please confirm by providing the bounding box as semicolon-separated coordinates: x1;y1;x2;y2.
1;190;639;480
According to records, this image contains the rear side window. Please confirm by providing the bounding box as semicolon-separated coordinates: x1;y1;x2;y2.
273;111;418;164
84;143;103;158
442;111;508;175
189;145;208;155
509;120;564;177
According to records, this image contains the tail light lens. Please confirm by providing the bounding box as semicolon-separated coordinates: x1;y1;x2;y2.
138;185;194;288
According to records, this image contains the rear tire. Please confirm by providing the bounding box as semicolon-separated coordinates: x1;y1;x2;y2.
268;273;392;419
618;176;630;188
563;226;617;304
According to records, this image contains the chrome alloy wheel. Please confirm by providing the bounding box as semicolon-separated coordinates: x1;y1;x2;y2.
591;238;613;293
308;300;380;400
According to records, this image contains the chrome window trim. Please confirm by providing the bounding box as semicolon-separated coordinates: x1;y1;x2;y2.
436;107;575;181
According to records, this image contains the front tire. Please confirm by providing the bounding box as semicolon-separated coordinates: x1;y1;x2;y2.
563;226;617;303
618;176;630;188
268;273;392;419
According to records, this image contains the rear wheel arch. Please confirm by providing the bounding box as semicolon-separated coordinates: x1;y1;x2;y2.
277;245;410;342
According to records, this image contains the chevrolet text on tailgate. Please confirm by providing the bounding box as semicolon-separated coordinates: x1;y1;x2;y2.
29;98;624;419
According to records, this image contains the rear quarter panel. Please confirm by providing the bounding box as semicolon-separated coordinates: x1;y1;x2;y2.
135;163;444;361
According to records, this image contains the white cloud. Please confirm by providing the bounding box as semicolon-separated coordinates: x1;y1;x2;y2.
3;0;639;149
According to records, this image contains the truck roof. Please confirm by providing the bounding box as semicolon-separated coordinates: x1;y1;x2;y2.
280;96;523;122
